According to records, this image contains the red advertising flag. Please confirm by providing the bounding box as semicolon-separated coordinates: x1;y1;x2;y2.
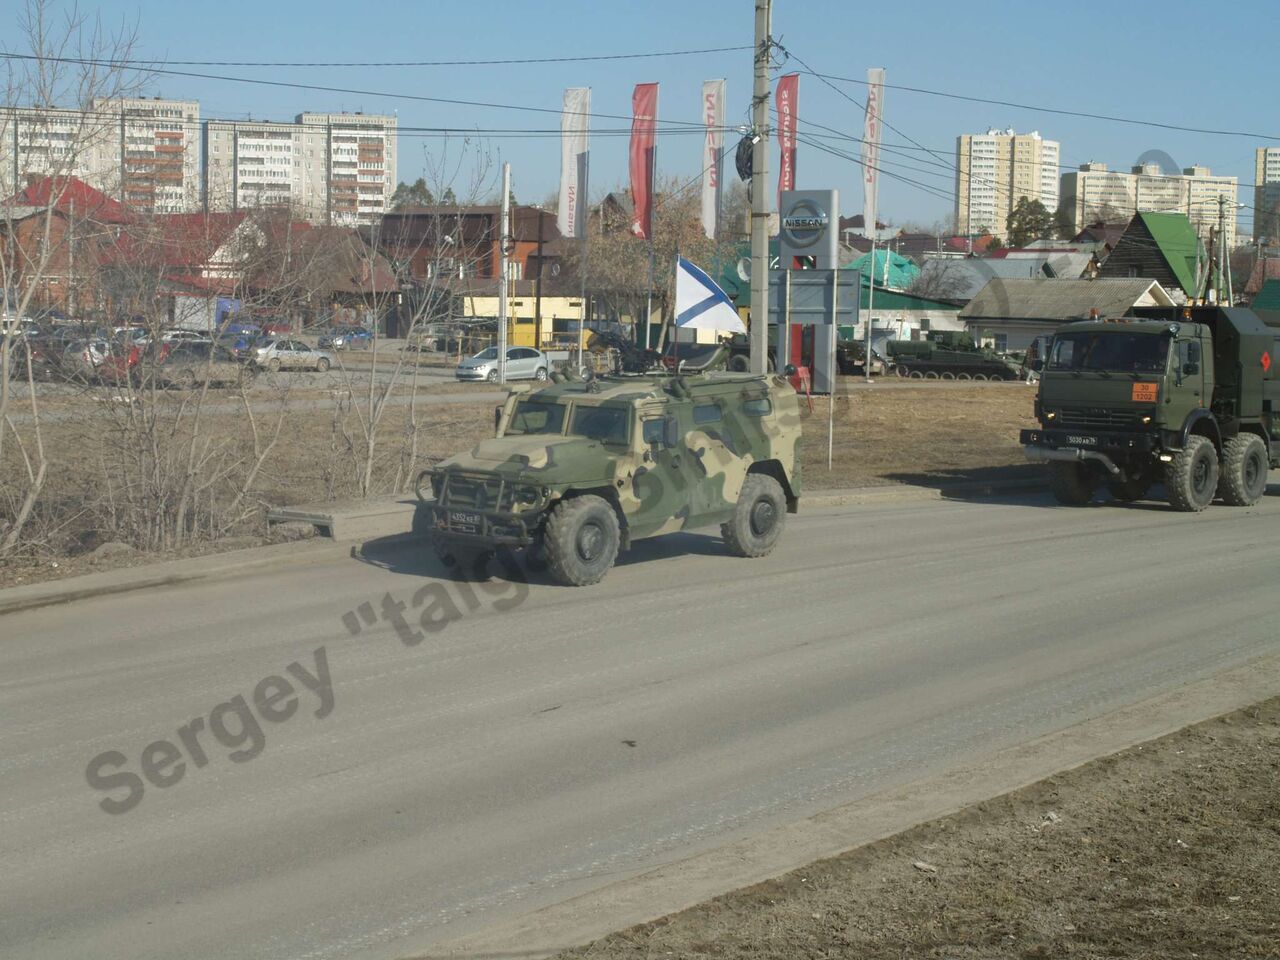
776;73;798;206
629;82;659;239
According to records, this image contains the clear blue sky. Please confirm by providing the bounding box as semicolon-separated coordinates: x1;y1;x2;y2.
79;0;1279;232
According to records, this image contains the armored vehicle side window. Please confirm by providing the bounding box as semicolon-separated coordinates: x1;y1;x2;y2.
693;403;722;424
743;397;772;417
642;418;665;445
507;400;566;435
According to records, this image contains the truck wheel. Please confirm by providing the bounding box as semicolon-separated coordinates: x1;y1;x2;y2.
544;495;620;586
728;354;750;373
1107;477;1150;502
1048;461;1096;506
721;473;787;558
1165;434;1218;512
1217;433;1268;506
431;537;493;581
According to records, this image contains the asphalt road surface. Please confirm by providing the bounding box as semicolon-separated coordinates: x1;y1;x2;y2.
4;491;1279;959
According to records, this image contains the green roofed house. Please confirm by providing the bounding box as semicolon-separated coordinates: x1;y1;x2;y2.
1252;277;1280;311
1097;211;1206;302
844;248;920;290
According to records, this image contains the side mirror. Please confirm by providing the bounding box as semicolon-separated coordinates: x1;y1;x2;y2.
783;363;798;377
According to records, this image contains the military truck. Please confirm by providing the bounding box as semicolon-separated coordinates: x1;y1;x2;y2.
1020;306;1280;511
886;330;1023;380
415;369;803;585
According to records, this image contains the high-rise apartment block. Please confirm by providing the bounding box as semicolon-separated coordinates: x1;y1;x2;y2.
1254;148;1280;242
203;112;396;225
955;128;1060;237
0;97;200;213
1061;162;1238;249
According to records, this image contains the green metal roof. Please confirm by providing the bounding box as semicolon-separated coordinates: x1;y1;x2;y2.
843;248;921;290
1253;279;1280;311
1137;212;1202;297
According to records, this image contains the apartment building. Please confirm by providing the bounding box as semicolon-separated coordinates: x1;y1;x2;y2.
0;97;200;213
203;112;395;225
955;128;1060;237
1061;162;1238;249
1254;147;1280;242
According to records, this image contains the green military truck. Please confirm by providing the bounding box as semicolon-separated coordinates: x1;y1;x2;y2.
415;368;802;585
1021;307;1280;511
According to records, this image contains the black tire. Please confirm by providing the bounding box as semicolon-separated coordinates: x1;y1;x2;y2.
266;358;281;373
534;366;548;382
1217;433;1268;506
727;353;750;373
940;371;955;380
486;369;499;384
973;373;989;382
957;372;972;381
924;371;939;380
908;369;924;379
543;495;620;586
431;537;492;581
177;368;197;390
1108;477;1151;502
1165;434;1218;512
721;473;787;558
1048;461;1097;506
316;357;330;372
895;365;909;379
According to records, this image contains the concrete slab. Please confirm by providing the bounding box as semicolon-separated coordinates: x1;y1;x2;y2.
267;494;420;541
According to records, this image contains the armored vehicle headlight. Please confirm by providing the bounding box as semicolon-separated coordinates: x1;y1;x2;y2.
1044;410;1057;420
1141;415;1153;424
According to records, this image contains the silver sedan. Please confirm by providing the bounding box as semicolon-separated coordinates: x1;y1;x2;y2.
456;346;549;383
250;339;333;372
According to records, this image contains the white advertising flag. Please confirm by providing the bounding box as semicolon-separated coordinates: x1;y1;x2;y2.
861;68;885;237
558;87;591;239
700;79;725;240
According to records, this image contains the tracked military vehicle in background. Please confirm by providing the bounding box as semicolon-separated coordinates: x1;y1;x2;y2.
886;331;1024;381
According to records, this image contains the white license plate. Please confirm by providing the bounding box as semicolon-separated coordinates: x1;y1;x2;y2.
449;510;481;525
1066;435;1097;446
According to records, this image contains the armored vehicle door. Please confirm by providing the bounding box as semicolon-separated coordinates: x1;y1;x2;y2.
628;400;706;538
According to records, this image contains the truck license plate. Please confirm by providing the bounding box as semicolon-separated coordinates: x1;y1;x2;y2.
1066;435;1097;446
449;511;481;526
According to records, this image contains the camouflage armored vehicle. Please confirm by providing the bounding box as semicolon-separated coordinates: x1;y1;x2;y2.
415;369;802;585
886;330;1023;380
1021;307;1280;511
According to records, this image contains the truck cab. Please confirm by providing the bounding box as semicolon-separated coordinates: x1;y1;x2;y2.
1021;308;1280;511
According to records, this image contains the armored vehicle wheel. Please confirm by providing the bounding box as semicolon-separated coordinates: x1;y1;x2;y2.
1217;433;1268;506
957;372;972;380
940;371;955;380
544;495;620;586
972;373;989;381
728;354;750;373
908;369;924;379
1165;434;1218;512
924;371;940;380
1048;461;1097;506
431;537;493;581
895;365;910;378
722;473;786;558
1107;477;1150;502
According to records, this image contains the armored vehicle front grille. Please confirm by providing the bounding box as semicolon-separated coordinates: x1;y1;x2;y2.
441;472;519;512
1056;408;1139;430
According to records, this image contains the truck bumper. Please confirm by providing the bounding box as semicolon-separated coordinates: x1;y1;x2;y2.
1020;428;1158;476
423;503;538;547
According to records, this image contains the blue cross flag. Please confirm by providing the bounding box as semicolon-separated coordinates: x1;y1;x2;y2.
674;256;747;333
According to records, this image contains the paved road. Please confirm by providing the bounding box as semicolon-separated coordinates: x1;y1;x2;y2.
3;492;1279;959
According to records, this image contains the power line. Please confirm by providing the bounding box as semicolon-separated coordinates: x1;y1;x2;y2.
61;46;753;69
793;69;1280;143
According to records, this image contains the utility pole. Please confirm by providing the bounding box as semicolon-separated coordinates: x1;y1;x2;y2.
498;161;510;385
749;0;772;375
1217;194;1227;305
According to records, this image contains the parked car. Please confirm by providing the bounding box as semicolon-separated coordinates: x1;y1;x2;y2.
62;338;111;381
161;329;211;345
318;326;373;350
456;346;550;383
97;343;144;384
155;342;249;388
215;331;259;360
250;339;333;372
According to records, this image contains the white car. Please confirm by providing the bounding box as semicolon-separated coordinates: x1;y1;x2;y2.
456;346;549;383
250;338;333;372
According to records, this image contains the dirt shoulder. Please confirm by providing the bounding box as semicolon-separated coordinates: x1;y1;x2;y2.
557;696;1280;960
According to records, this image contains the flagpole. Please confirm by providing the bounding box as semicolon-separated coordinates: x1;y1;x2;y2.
865;238;875;383
579;151;590;375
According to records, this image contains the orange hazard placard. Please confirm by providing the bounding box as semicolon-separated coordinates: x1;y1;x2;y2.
1132;382;1159;402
